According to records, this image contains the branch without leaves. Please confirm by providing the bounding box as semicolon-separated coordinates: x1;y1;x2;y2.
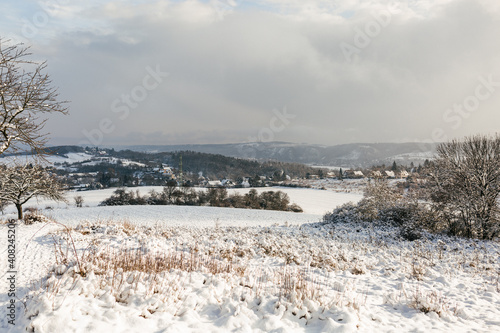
0;37;68;157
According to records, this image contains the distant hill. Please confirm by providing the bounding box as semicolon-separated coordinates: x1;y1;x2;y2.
42;145;86;156
0;146;323;182
109;142;437;167
2;142;437;168
1;145;86;157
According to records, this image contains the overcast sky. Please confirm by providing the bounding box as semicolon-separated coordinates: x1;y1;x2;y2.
2;0;500;147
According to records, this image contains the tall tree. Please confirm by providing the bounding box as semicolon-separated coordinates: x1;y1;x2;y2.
0;38;68;156
391;161;398;171
0;164;66;219
429;134;500;239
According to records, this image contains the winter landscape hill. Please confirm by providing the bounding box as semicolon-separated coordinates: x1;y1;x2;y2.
1;142;437;169
112;142;437;168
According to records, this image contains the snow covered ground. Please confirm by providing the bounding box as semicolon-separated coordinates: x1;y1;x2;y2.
0;153;93;166
0;152;146;169
1;188;499;332
0;186;363;217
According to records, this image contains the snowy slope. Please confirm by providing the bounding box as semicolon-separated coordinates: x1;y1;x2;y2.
0;188;499;333
0;152;94;166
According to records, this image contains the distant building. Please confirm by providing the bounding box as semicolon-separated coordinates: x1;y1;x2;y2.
221;179;234;187
353;171;364;178
345;170;364;178
241;178;251;188
207;180;223;187
399;170;409;178
385;170;395;178
154;164;174;176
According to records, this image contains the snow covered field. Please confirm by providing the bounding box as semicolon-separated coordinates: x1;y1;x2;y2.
0;186;363;218
1;188;499;332
0;153;146;169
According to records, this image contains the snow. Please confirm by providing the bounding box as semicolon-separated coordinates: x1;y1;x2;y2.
34;205;321;228
3;186;362;217
227;187;362;215
0;153;146;169
46;153;94;165
1;188;499;332
0;152;94;167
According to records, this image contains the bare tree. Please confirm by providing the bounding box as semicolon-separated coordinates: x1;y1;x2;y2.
0;163;66;220
163;179;178;204
74;195;84;208
0;38;68;156
429;134;500;239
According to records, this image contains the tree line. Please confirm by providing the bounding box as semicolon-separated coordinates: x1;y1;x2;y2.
99;186;303;213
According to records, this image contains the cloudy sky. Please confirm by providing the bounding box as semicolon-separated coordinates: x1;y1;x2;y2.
1;0;500;147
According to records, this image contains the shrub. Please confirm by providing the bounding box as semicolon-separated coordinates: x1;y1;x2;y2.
147;190;166;205
244;189;260;209
356;179;404;221
323;202;361;224
227;192;246;209
323;180;427;240
379;202;420;226
74;196;84;208
99;189;147;206
206;187;229;207
399;221;422;241
287;203;303;213
23;210;50;225
259;191;290;211
182;188;199;206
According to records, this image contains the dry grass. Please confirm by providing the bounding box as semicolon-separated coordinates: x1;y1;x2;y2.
23;217;499;326
385;283;459;317
86;246;244;276
43;220;373;315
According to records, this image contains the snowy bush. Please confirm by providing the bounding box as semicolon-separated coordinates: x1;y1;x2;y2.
74;195;84;208
323;202;361;224
23;211;51;225
399;221;422;241
323;180;427;240
287;203;303;213
99;188;147;206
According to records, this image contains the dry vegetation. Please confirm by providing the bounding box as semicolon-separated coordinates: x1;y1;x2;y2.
18;215;499;329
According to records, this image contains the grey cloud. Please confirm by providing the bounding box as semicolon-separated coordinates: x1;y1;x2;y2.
24;0;500;146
